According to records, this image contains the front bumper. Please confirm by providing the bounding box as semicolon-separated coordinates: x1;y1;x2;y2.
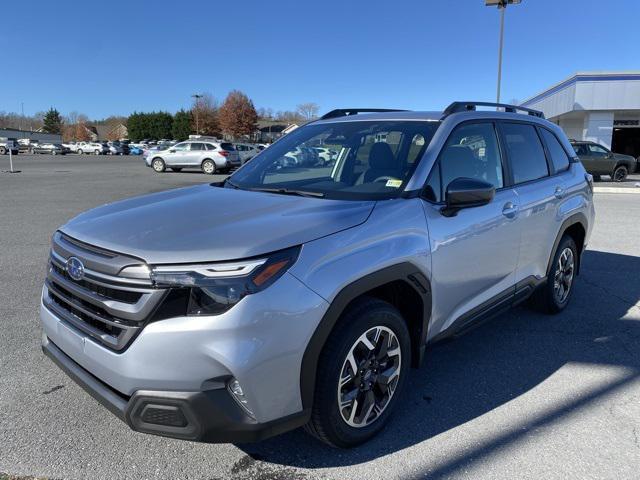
42;337;308;442
40;271;328;441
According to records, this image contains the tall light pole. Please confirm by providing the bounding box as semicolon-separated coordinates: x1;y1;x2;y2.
191;94;203;135
485;0;522;103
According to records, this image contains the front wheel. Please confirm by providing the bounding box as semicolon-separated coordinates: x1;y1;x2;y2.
612;165;628;182
77;149;83;155
94;150;100;155
0;147;6;155
51;150;57;155
201;159;216;175
305;297;411;448
152;158;166;172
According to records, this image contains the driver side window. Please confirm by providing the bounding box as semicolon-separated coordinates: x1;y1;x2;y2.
426;123;504;202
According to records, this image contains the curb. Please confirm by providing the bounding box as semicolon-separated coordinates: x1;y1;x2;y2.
594;186;640;194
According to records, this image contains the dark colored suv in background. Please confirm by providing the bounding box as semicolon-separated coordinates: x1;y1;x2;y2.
570;140;637;182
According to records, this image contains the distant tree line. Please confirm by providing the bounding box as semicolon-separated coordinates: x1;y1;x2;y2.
0;92;320;141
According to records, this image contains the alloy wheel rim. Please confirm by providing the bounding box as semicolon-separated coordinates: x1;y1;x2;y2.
203;161;214;173
337;325;401;428
614;168;625;181
153;160;163;171
554;247;574;304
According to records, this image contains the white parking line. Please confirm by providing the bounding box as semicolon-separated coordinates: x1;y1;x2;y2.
594;186;640;194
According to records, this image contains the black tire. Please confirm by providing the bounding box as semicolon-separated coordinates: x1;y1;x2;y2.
170;167;182;172
612;165;628;182
305;297;411;448
201;159;216;175
78;149;83;155
530;235;578;314
151;158;166;173
0;147;6;155
592;174;601;182
94;150;100;155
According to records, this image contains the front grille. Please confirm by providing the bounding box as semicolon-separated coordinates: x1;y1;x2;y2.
44;232;167;351
51;263;142;304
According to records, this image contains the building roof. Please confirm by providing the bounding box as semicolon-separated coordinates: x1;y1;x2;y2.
521;71;640;107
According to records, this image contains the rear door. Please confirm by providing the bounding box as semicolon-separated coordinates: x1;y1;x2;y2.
499;122;566;282
422;121;521;336
189;142;206;166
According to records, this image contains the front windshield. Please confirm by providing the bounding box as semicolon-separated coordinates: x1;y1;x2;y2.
229;120;440;200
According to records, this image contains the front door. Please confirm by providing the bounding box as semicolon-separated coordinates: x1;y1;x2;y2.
422;121;521;338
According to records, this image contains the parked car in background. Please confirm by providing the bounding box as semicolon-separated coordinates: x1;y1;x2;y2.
18;139;37;153
0;137;20;155
570;140;637;182
63;142;79;153
313;147;338;165
105;142;124;155
232;143;260;163
129;145;143;155
76;142;109;155
31;143;67;155
144;141;240;174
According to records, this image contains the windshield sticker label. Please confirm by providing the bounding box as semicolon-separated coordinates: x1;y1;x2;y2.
385;179;402;188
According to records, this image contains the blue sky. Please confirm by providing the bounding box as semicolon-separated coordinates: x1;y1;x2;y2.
2;0;639;118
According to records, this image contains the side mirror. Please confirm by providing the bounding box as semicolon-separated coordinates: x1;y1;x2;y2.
442;177;495;217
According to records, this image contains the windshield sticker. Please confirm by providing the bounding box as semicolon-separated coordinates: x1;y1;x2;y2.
385;179;403;188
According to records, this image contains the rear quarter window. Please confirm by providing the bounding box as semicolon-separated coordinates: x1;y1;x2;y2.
220;143;235;151
540;128;570;173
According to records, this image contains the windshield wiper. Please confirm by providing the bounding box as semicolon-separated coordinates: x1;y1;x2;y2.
248;187;325;198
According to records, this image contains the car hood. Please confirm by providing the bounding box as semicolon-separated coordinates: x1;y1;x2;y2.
60;184;375;264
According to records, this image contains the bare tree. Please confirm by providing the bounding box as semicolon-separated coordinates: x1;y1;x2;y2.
296;102;319;120
192;93;220;136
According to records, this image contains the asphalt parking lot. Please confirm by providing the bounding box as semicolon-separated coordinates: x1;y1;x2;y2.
1;155;639;480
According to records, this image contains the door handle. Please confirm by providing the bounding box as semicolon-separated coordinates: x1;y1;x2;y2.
554;186;565;199
502;202;518;218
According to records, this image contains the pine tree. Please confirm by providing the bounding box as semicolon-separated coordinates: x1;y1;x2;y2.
42;108;63;134
172;109;193;140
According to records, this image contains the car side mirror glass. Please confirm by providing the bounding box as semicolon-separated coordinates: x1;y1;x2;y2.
442;177;495;217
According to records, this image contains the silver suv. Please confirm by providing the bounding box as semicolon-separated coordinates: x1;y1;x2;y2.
41;102;594;447
144;140;241;174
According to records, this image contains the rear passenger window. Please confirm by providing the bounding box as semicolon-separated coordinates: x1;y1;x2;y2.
540;128;570;173
191;143;205;151
502;123;549;184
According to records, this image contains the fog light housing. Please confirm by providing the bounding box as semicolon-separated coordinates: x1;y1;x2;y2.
228;378;255;419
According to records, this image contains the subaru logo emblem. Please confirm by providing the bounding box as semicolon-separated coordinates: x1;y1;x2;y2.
66;256;85;281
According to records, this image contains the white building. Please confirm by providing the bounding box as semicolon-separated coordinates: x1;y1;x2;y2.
521;72;640;158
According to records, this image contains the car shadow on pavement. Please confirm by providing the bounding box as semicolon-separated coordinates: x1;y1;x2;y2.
237;249;640;477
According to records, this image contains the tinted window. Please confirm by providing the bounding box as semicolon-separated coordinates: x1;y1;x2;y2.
540;128;570;173
204;143;215;151
502;123;549;184
173;142;189;151
588;144;609;156
572;143;588;156
432;123;503;202
220;143;235;151
191;143;205;151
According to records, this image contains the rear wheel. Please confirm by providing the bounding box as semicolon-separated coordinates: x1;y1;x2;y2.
152;158;166;172
94;150;100;155
612;165;628;182
0;147;5;155
305;297;411;448
531;235;577;314
77;149;84;155
201;159;216;175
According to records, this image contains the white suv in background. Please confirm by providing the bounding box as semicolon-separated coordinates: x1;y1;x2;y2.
145;141;241;174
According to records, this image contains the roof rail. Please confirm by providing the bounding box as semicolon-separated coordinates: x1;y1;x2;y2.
320;108;409;120
442;101;545;119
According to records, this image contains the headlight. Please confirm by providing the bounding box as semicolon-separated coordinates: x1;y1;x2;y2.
149;246;300;316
